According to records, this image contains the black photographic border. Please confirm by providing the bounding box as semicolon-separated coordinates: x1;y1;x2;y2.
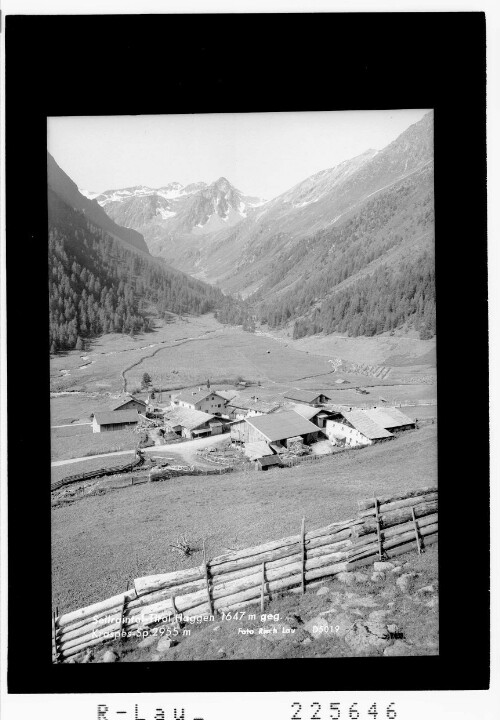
5;11;488;694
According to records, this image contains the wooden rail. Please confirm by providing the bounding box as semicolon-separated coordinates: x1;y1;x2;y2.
51;454;145;492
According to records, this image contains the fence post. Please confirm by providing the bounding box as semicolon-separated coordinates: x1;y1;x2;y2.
411;507;422;554
260;562;266;612
374;498;383;560
300;517;306;594
52;611;60;664
202;541;214;616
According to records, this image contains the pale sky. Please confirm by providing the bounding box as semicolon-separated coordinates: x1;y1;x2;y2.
48;110;430;200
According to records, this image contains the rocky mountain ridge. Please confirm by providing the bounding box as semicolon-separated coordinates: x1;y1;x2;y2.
84;176;266;259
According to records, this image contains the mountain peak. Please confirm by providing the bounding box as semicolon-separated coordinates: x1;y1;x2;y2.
212;176;233;190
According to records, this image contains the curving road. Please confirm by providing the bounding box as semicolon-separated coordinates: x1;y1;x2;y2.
51;432;229;468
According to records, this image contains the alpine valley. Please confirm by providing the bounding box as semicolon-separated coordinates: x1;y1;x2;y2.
83;111;435;341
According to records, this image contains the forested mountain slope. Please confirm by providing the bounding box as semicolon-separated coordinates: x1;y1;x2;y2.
48;190;224;353
214;122;435;340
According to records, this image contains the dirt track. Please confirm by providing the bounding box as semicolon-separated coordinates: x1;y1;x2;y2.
51;433;228;467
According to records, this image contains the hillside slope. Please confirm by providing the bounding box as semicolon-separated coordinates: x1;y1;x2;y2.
172;112;434;296
48;153;150;254
48;190;224;352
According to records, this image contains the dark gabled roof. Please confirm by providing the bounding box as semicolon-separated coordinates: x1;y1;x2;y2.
111;395;146;411
173;389;228;405
284;389;331;403
246;411;319;442
94;410;139;426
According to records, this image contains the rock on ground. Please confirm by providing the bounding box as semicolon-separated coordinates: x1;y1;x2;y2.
138;635;158;649
267;623;294;641
396;572;417;593
157;636;176;654
415;584;436;595
383;640;414;656
316;586;329;596
345;621;391;652
353;572;370;583
336;572;356;586
343;595;379;608
373;562;395;572
304;616;331;637
102;650;118;663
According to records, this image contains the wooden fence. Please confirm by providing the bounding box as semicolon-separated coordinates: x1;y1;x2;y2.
149;465;234;481
52;485;437;662
51;454;145;492
281;454;323;468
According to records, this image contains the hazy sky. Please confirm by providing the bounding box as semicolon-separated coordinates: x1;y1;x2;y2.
48;109;430;200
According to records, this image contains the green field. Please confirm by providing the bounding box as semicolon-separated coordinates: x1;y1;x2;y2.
51;427;137;461
50;315;222;394
52;425;437;613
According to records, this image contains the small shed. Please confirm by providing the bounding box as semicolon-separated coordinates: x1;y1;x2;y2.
244;441;274;461
255;455;283;471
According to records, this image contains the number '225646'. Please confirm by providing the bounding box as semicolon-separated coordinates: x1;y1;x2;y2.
291;702;397;719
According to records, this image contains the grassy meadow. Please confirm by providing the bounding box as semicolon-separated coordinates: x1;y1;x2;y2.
52;425;437;613
51;427;138;461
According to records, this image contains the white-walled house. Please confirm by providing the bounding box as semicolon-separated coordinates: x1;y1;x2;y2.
325;409;393;447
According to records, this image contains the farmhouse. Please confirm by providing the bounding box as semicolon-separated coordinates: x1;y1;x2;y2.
283;390;331;406
111;395;147;413
226;398;279;421
163;407;219;439
230;410;319;449
172;388;228;415
325;408;393;448
93;410;140;433
362;407;416;432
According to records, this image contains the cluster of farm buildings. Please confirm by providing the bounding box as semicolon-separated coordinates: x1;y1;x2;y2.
91;384;416;470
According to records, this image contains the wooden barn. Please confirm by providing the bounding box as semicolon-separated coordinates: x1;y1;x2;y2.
292;404;334;429
92;410;140;433
283;390;331;406
111;395;147;413
325;409;393;447
226;398;279;421
362;407;416;432
172;388;228;416
230;410;319;448
163;407;218;439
